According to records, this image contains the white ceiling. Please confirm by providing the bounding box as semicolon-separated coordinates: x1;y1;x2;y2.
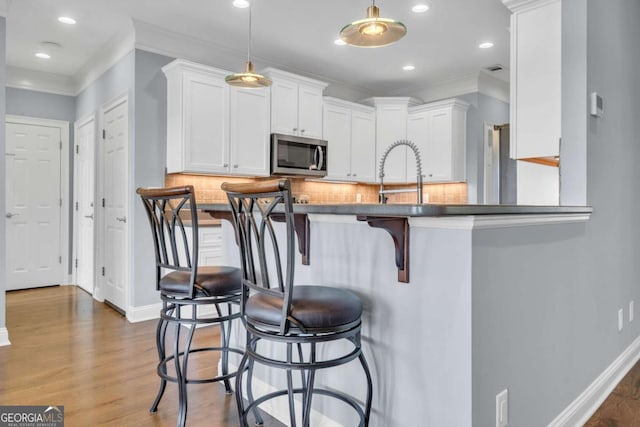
5;0;512;96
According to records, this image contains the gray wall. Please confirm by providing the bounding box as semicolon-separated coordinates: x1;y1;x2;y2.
458;92;510;204
0;17;7;335
472;0;640;425
6;87;76;273
132;49;174;307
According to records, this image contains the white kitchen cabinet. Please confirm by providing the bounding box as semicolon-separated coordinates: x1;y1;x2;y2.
323;97;376;183
229;86;271;176
504;0;561;159
407;98;469;182
265;68;327;139
164;60;229;174
163;59;270;176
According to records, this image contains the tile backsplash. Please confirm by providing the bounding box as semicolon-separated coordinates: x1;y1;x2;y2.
165;174;468;205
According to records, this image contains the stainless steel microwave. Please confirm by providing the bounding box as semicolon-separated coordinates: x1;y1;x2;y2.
270;133;328;177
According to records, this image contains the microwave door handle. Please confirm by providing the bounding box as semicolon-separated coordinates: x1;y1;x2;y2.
309;146;319;170
317;146;324;171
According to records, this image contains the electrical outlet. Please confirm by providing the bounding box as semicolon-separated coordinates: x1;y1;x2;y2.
356;193;362;203
496;389;508;427
630;300;634;323
618;308;624;332
424;193;429;204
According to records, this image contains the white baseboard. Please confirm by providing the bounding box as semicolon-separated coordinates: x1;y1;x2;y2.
548;335;640;426
0;327;11;347
229;363;345;427
126;303;162;323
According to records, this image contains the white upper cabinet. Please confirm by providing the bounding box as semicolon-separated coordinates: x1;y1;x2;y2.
229;86;271;176
164;60;229;174
505;0;561;159
323;97;376;183
265;68;327;139
408;99;469;183
369;97;414;183
163;59;270;176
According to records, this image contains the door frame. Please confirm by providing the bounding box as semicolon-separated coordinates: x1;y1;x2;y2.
5;115;71;285
95;92;130;313
72;112;96;294
483;122;500;205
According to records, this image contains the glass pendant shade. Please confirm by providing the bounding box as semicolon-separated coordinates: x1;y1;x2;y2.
340;5;406;48
225;61;271;88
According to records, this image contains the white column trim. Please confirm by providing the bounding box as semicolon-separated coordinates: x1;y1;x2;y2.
0;327;10;347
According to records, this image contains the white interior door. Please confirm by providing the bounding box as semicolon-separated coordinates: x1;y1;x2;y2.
100;96;128;312
5;120;63;290
74;115;96;294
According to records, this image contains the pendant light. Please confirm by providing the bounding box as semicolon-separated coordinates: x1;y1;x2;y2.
226;4;271;88
340;0;406;48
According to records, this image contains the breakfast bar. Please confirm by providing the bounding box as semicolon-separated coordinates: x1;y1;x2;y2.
202;203;592;426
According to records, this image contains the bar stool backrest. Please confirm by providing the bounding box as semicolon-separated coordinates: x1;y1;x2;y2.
222;179;296;335
137;186;199;299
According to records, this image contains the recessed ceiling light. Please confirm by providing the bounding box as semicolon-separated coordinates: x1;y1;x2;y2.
232;0;250;8
403;65;415;71
479;42;494;49
35;52;51;59
412;4;430;13
58;16;76;25
334;38;347;46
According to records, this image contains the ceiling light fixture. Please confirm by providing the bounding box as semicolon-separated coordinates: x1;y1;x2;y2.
58;16;76;25
225;5;271;88
232;0;250;8
403;65;415;71
334;38;347;46
479;42;494;49
339;0;407;48
412;4;430;13
35;52;51;59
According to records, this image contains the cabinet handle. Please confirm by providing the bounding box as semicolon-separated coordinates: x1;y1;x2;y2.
428;174;433;177
347;173;351;176
293;127;298;132
353;174;357;177
116;216;127;223
223;163;229;167
300;129;306;134
233;164;238;168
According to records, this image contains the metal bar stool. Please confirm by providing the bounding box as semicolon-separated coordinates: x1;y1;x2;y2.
137;185;244;427
222;179;373;427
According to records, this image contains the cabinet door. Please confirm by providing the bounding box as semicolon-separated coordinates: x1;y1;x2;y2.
270;79;299;136
183;71;229;173
298;85;324;139
407;111;429;181
350;109;376;183
323;103;352;181
376;104;408;183
425;109;453;182
230;87;271;176
511;0;561;158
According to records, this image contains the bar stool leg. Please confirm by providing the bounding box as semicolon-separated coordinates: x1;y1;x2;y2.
247;336;264;426
302;343;316;427
216;303;233;394
286;343;297;427
150;316;168;412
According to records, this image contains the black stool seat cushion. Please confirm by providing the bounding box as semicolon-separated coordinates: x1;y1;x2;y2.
245;285;362;330
160;266;242;297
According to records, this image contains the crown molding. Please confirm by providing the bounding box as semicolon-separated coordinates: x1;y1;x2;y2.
73;24;135;95
6;66;76;96
478;70;510;103
502;0;560;13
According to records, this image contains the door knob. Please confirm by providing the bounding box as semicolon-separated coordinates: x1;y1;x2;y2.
116;216;127;223
5;212;19;218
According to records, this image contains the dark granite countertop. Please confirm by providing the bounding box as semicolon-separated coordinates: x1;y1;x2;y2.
199;203;592;217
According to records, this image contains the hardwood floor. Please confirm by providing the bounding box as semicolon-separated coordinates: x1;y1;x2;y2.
0;286;283;427
585;360;640;427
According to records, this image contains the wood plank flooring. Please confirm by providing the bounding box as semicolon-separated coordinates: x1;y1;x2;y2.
0;286;283;427
585;360;640;427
